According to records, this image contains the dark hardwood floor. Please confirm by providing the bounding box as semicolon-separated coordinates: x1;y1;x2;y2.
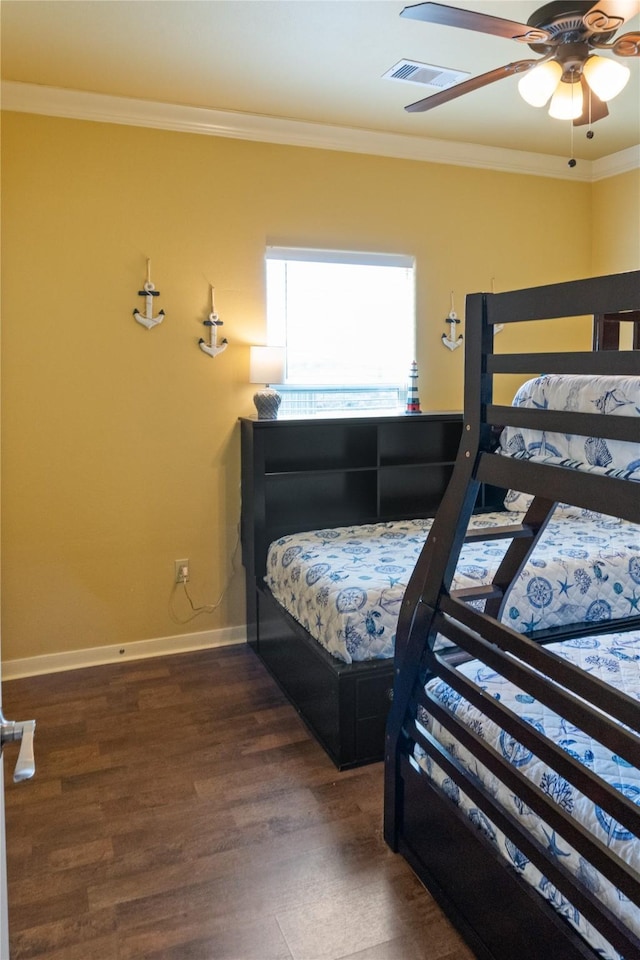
4;644;475;960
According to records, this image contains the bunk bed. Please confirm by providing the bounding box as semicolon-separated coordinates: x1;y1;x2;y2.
384;270;640;960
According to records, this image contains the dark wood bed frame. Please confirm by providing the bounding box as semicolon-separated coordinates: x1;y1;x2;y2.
384;270;640;960
240;411;503;769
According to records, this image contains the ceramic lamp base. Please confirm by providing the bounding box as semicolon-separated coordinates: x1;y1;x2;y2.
253;388;282;420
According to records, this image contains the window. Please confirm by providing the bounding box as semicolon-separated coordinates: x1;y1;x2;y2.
266;247;415;416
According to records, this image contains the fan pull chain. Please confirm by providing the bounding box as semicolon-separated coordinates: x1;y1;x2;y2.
568;76;577;168
568;120;576;167
586;87;595;141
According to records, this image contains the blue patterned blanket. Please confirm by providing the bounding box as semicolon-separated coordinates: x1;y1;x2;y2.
265;509;640;664
419;630;640;960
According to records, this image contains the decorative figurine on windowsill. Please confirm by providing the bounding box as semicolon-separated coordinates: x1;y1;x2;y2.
405;360;422;415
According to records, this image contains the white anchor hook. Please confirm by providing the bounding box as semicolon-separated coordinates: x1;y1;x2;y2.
442;291;463;351
133;259;165;329
199;286;228;357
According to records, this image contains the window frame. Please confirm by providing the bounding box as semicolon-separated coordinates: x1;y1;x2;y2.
265;246;416;415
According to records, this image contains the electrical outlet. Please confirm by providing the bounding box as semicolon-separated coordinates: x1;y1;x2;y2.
175;559;190;583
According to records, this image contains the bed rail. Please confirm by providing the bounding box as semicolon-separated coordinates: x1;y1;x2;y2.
384;270;640;960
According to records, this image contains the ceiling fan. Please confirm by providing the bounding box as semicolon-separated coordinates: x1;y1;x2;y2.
401;0;640;127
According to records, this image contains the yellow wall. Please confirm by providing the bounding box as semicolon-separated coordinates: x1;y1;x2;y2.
591;168;640;275
0;110;625;663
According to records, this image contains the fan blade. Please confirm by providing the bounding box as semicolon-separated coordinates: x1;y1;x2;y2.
583;0;639;34
610;29;640;53
573;76;610;125
405;60;537;113
400;3;552;43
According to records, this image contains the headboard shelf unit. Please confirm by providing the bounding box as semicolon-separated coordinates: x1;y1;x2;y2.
240;411;503;768
241;411;468;578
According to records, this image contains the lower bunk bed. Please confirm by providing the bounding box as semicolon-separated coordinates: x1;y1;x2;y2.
384;269;640;960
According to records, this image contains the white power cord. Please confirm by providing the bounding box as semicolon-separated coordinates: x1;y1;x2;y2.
169;524;240;625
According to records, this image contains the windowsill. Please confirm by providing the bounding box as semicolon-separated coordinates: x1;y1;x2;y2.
277;407;406;420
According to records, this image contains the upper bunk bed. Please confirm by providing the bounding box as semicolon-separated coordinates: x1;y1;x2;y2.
384;269;640;960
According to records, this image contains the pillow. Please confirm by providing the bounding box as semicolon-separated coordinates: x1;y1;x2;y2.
499;374;640;475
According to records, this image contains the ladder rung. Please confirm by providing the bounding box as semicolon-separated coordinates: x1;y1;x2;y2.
450;584;503;603
464;523;535;544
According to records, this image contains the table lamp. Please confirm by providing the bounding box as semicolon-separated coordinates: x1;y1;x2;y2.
249;346;285;420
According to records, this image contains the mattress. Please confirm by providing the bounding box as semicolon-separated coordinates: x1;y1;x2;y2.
265;509;640;664
416;630;640;960
266;374;640;665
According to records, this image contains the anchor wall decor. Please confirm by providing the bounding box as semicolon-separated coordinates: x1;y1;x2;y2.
133;259;165;330
198;286;228;358
442;292;463;351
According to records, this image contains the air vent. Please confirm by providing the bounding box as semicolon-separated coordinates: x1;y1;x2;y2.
383;59;470;90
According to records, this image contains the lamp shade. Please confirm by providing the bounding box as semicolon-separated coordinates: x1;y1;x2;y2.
249;345;285;385
548;78;583;119
518;60;563;107
584;55;630;101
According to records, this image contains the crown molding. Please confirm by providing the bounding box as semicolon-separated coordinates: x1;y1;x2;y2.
2;80;637;182
591;144;640;181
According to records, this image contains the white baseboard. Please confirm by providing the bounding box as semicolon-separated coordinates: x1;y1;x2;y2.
1;625;247;680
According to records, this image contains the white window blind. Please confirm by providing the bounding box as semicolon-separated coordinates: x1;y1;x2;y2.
266;247;415;415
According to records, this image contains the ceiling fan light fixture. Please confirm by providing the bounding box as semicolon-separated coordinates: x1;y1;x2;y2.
583;55;631;101
548;78;584;119
518;60;563;107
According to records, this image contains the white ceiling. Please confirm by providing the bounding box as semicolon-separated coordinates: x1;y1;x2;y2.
1;0;639;162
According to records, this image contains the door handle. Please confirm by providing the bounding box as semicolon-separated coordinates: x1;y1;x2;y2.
0;710;36;782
